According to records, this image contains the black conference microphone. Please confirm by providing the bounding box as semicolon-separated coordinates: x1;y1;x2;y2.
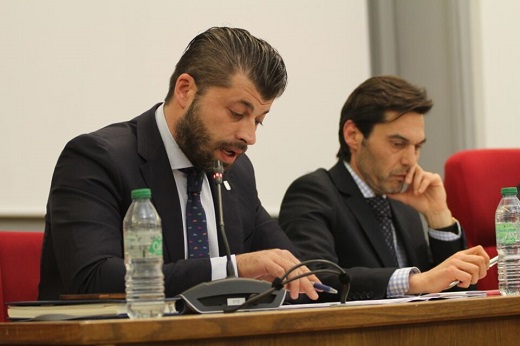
178;160;286;313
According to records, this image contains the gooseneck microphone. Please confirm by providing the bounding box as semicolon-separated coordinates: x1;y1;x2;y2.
178;160;286;313
212;160;235;278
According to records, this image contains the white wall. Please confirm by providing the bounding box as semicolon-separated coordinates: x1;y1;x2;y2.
0;0;371;218
477;0;520;147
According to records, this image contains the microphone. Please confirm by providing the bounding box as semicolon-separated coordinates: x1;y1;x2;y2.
178;160;286;313
212;160;235;278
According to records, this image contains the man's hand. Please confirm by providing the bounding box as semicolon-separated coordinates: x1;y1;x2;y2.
236;249;319;300
388;164;453;229
407;246;490;294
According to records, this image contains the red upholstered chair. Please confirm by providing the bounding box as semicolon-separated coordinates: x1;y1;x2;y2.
0;231;43;321
444;148;520;290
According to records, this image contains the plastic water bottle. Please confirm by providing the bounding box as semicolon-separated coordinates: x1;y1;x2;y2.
495;186;520;296
123;188;165;318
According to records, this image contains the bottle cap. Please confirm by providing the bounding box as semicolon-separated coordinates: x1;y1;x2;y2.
501;187;518;196
131;188;152;199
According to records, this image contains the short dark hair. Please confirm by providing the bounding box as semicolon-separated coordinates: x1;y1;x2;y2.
165;27;288;103
337;75;433;162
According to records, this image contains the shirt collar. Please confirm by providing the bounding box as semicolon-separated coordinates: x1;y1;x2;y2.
155;103;192;170
342;160;384;199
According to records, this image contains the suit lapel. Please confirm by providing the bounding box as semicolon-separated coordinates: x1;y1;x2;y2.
329;161;398;267
136;107;185;262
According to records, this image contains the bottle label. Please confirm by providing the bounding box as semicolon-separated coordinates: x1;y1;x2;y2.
496;223;519;245
149;236;163;256
125;230;163;258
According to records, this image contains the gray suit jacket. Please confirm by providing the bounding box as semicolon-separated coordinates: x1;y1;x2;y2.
39;103;296;300
279;161;466;301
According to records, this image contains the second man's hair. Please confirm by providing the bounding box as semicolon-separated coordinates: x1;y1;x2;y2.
337;75;433;162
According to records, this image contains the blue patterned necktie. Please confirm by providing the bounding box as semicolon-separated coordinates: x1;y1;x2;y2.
180;167;210;258
366;196;398;266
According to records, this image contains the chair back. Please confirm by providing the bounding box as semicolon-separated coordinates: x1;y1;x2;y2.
0;231;43;321
444;148;520;290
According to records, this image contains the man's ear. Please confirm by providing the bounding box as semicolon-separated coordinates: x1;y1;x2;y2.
174;73;197;109
343;120;362;151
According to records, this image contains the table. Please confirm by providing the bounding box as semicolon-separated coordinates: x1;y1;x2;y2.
1;295;519;345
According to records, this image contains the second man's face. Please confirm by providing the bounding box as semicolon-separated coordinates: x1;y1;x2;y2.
351;111;426;195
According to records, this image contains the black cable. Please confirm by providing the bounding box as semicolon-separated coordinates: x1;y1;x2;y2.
281;260;351;304
281;259;346;280
281;268;343;284
223;259;351;313
282;259;350;301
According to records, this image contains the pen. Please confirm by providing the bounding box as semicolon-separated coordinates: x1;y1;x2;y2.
447;255;499;289
312;282;338;294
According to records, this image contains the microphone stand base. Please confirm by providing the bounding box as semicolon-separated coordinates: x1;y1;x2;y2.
178;278;286;314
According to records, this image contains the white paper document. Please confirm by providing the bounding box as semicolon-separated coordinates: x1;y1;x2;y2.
279;290;488;310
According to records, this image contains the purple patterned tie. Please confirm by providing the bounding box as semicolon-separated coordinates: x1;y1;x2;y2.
366;196;398;266
180;167;210;258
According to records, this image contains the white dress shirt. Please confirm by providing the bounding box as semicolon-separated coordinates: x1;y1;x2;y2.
155;103;235;281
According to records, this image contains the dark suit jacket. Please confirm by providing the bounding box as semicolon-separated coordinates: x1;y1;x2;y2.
279;161;466;301
39;103;296;300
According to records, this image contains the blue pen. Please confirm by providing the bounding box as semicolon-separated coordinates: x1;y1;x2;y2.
312;282;338;294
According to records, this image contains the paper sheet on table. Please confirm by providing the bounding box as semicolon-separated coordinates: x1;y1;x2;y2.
279;290;488;310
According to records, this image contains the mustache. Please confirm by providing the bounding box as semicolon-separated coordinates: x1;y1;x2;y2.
219;140;248;153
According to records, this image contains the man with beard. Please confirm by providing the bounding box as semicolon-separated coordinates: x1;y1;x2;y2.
39;27;320;301
279;76;490;301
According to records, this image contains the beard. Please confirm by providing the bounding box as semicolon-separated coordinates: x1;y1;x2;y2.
174;97;247;173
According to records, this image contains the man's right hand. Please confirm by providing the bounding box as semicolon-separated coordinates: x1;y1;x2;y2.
407;245;490;294
236;249;320;300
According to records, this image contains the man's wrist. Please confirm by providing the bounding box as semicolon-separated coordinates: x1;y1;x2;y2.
387;267;420;297
407;268;424;295
433;217;460;234
425;210;454;229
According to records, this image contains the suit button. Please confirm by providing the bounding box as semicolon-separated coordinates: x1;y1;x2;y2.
367;291;374;299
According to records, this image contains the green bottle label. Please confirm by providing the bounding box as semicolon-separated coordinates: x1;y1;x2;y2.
149;236;163;256
496;223;519;245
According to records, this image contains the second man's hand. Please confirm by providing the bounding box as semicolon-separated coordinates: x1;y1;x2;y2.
388;164;454;229
407;245;490;294
446;255;498;289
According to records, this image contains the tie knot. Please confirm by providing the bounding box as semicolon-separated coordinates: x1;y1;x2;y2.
366;196;392;219
180;167;204;193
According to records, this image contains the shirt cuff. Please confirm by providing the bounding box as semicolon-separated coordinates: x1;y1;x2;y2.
210;254;237;281
387;267;421;298
429;218;461;240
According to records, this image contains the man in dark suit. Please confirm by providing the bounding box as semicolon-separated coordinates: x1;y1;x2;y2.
279;76;490;301
39;27;319;301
